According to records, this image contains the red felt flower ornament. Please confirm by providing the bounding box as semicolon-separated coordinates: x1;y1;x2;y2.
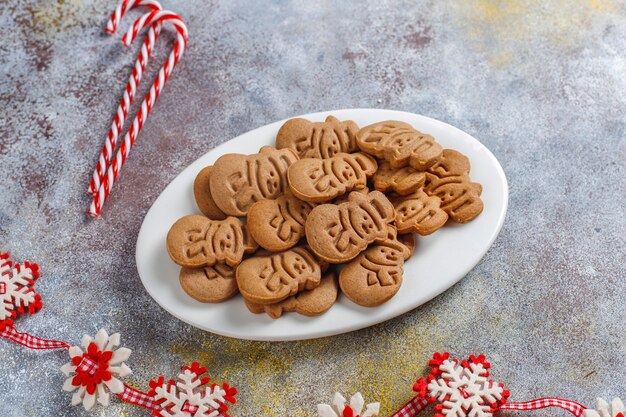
61;329;132;410
317;392;380;417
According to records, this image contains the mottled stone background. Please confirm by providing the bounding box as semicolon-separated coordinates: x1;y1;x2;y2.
1;0;625;416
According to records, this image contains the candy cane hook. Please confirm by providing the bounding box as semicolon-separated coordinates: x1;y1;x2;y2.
89;10;188;217
88;0;163;196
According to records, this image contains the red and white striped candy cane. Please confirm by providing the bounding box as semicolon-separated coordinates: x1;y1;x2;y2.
106;0;153;34
87;0;163;196
88;10;188;217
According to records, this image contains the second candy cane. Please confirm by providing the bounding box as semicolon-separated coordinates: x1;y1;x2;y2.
88;0;163;196
89;10;188;217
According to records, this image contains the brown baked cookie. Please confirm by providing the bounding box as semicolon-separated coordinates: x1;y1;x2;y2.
333;186;369;204
372;161;425;195
193;166;227;220
339;227;411;307
423;174;483;223
276;116;359;159
243;299;265;314
247;192;316;252
392;188;448;235
244;272;339;319
209;146;299;216
398;233;416;258
305;190;395;263
356;121;443;170
427;149;471;178
166;215;258;268
288;152;377;203
236;246;321;304
179;264;237;303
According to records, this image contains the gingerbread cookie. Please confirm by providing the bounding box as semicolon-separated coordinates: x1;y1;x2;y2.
236;246;321;304
288;152;377;203
339;227;411;307
193;166;227;220
372;161;425;195
179;264;238;303
209;146;299;216
398;233;416;258
356;121;443;170
244;271;339;319
305;191;395;263
392;189;448;235
166;215;258;268
333;186;369;204
276;116;359;159
423;174;483;223
423;148;484;222
247;192;316;252
242;300;265;314
426;149;470;178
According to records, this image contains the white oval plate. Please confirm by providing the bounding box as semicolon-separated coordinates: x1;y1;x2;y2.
136;109;508;341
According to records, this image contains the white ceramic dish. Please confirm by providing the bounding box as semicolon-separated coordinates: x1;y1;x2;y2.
136;109;508;341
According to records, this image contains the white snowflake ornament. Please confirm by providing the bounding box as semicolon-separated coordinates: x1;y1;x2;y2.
584;398;625;417
60;329;132;411
414;353;510;417
0;252;42;330
148;362;237;417
317;392;380;417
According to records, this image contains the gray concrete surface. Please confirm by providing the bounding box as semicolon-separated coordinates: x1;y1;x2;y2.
1;0;625;416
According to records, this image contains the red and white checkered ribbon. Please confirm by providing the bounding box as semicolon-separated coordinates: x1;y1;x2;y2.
76;356;99;375
390;396;587;417
0;326;69;350
498;398;587;417
1;327;163;412
391;396;430;417
115;384;204;413
117;384;161;411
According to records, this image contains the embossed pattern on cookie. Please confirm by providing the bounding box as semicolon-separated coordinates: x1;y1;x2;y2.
193;165;227;220
426;149;471;178
392;188;448;235
244;272;338;319
276;116;359;159
179;264;238;303
166;215;258;268
210;146;299;216
424;174;484;223
373;161;426;195
236;246;322;305
423;149;483;223
247;192;316;252
332;186;368;204
288;152;377;203
373;160;426;195
305;190;395;263
339;227;411;307
356;120;443;170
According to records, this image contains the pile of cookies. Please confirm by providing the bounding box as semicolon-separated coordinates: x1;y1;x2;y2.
166;116;483;318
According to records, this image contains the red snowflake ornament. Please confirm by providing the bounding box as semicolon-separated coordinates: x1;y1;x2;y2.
148;362;237;417
0;252;43;330
413;353;510;417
